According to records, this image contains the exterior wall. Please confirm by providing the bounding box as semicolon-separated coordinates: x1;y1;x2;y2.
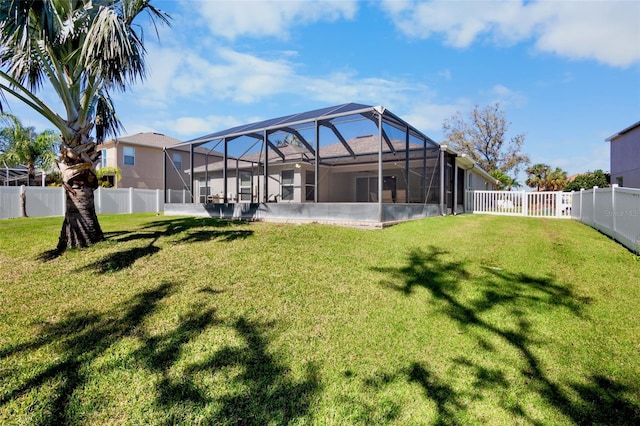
610;125;640;188
117;142;165;189
467;168;495;191
99;134;188;191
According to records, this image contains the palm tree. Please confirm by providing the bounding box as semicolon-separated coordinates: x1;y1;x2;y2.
546;167;568;191
490;169;521;191
0;1;170;251
0;113;58;216
0;113;58;186
525;163;551;191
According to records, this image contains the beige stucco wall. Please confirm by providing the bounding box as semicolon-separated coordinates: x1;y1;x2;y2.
116;143;165;189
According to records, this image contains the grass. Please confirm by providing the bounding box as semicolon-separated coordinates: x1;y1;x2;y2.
0;213;639;425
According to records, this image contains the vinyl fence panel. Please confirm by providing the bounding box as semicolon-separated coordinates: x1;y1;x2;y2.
0;186;163;219
0;186;21;218
572;185;640;254
472;190;572;219
25;186;65;217
132;189;163;213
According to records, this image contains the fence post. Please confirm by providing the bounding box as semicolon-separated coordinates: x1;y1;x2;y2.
521;190;528;216
96;186;101;214
592;186;598;226
579;189;583;222
555;192;561;218
156;189;161;213
611;184;617;233
129;187;134;213
61;186;66;216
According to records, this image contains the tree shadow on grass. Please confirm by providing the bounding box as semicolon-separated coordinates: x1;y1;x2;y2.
145;316;320;425
37;217;252;262
370;246;639;425
0;282;175;424
1;281;319;425
73;217;253;273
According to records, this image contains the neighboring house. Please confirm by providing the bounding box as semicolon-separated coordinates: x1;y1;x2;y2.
99;132;185;189
165;103;497;225
1;163;47;186
606;120;640;188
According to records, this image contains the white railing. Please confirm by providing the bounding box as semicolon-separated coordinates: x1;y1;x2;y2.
0;186;163;219
572;185;640;254
472;190;573;219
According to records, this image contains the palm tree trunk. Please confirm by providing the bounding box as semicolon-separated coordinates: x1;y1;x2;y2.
57;184;103;251
20;185;27;217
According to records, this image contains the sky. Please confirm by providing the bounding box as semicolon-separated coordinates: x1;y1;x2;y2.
6;0;640;180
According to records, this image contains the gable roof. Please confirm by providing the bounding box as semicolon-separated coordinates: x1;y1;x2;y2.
104;132;182;148
606;120;640;142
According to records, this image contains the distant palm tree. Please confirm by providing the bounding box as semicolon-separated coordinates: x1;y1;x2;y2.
546;167;568;191
0;113;58;186
0;113;59;216
525;163;551;191
0;1;170;251
525;163;568;191
490;169;521;191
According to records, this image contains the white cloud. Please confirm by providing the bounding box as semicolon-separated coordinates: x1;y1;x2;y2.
131;44;434;113
381;0;640;67
401;101;470;135
195;0;358;40
162;115;243;136
486;84;528;108
541;143;610;176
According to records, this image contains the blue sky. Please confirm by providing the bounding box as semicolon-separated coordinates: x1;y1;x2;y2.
8;0;640;179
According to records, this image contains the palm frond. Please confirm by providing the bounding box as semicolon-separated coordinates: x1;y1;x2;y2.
94;90;124;143
1;0;170;146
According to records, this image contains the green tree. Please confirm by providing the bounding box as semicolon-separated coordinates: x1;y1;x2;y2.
525;163;550;191
0;113;59;217
525;163;568;191
96;165;122;187
0;0;170;251
490;169;521;191
564;169;610;192
443;103;530;177
0;113;58;186
546;167;568;191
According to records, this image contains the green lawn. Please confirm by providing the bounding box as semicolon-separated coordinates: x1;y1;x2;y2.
1;213;639;425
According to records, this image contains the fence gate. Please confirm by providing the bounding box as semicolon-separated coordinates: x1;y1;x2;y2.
472;190;573;219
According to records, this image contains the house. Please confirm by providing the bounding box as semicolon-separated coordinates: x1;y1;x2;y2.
1;163;47;186
98;132;185;189
164;103;497;226
606;120;640;188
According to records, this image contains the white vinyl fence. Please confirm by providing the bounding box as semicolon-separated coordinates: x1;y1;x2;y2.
472;190;573;219
0;186;163;219
572;185;640;254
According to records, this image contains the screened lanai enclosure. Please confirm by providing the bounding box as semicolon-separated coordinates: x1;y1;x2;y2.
164;103;495;225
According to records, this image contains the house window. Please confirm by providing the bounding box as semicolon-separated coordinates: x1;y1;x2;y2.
239;171;252;201
123;146;135;165
172;153;182;171
100;149;107;168
281;170;294;201
305;170;315;201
